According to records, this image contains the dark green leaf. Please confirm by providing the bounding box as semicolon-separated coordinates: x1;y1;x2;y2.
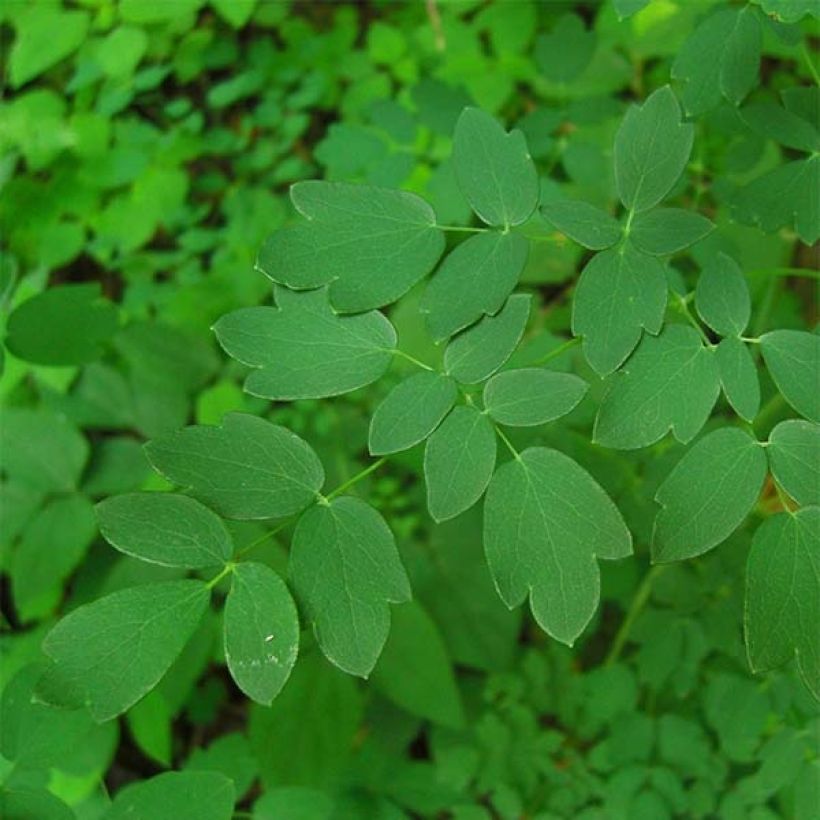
715;337;760;422
768;420;820;507
535;13;596;84
541;199;622;250
742;101;819;153
630;209;714;256
760;330;820;422
695;253;751;337
483;368;588;427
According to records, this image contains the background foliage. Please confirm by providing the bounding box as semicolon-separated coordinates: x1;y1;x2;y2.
1;1;818;819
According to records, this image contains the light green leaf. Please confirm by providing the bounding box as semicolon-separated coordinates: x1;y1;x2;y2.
572;244;668;376
126;691;172;767
103;771;234;820
214;287;396;400
43;580;210;722
368;371;457;455
0;789;75;820
483;368;588;427
673;8;761;115
256;182;444;312
0;409;89;493
541;199;622;250
290;497;411;677
10;7;89;88
484;447;632;646
224;562;299;706
5;284;119;366
210;0;257;28
421;231;528;340
97;493;233;569
630;209;714;256
652;428;767;563
760;330;820;422
695;253;751;337
11;495;96;623
534;13;596;84
613;0;651;20
372;601;464;728
253;788;334;820
768;420;820;507
145;413;324;520
452;108;538;228
444;294;531;384
424;406;496;523
594;325;720;449
715;337;760;422
614;86;693;213
745;508;819;700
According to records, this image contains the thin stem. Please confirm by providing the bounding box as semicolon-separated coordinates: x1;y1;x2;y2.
494;425;520;460
748;266;820;282
606;565;665;666
529;336;581;367
236;517;296;558
327;457;388;501
802;41;820;87
437;224;488;234
392;349;434;371
206;563;234;589
676;296;712;346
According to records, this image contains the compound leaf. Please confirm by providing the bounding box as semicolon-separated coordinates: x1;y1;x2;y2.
630;208;714;256
290;497;411;677
444;293;531;384
452;107;538;228
594;325;720;449
214;287;396;400
745;508;819;700
715;337;760;422
614;86;693;213
368;371;457;455
652;428;767;563
5;283;119;366
483;368;588;427
768;420;820;507
484;447;632;646
541;199;622;250
224;562;299;706
421;231;528;341
760;330;820;422
572;243;668;376
42;580;210;722
424;405;496;523
256;182;444;312
695;252;751;337
97;493;233;569
145;413;324;520
103;771;234;820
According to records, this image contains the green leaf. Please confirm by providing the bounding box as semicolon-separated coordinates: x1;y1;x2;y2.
734;157;820;246
424;406;496;523
224;562;299;706
768;420;820;507
0;789;75;820
214;287;396;400
5;284;119;366
742;101;820;154
651;428;767;563
695;252;751;337
256;182;444;312
715;337;760;422
145;413;324;520
253;788;334;820
185;734;258;802
484;447;632;645
290;497;411;676
0;409;89;493
572;244;668;376
103;771;234;820
534;13;596;84
483;368;588;427
372;601;465;728
760;330;820;422
126;691;172;767
97;493;233;569
211;0;257;28
673;8;761;115
613;0;651;20
614;86;693;213
452;108;538;228
444;294;531;384
11;495;96;623
745;508;819;700
541;199;622;250
594;325;720;449
368;371;458;455
43;580;210;722
421;231;529;341
10;7;89;88
629;209;714;256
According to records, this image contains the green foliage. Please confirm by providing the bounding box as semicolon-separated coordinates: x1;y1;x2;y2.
2;1;818;816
